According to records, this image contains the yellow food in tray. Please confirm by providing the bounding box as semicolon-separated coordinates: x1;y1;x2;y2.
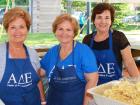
103;81;140;105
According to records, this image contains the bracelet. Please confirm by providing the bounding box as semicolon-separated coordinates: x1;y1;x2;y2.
41;101;46;105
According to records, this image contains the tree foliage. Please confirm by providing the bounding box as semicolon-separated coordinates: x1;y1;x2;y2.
15;0;28;5
0;0;6;5
71;1;86;11
61;0;86;12
112;3;130;29
0;0;28;6
61;1;132;30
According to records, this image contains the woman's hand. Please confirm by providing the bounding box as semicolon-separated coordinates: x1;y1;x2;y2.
88;99;97;105
121;46;140;77
41;101;47;105
37;68;46;78
83;72;98;105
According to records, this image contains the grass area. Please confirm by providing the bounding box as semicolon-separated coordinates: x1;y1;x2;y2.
0;33;58;48
0;24;139;48
0;33;84;48
26;33;58;47
122;24;140;31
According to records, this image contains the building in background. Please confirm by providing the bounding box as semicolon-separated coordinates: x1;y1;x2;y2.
29;0;61;33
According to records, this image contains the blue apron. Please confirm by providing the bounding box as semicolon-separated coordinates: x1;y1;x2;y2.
0;43;41;105
90;31;122;85
47;41;86;105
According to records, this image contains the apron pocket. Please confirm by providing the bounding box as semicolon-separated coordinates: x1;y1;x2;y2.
22;86;41;105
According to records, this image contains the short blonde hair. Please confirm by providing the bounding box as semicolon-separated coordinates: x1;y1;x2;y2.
52;13;79;37
3;7;31;31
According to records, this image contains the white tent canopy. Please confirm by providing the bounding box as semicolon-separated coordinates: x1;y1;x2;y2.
72;0;140;3
95;0;140;3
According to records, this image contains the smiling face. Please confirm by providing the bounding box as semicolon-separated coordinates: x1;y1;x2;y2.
94;10;112;33
7;17;28;43
55;20;74;44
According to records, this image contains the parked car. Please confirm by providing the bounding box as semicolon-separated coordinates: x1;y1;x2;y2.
135;13;140;22
0;8;5;24
122;16;136;23
122;14;140;23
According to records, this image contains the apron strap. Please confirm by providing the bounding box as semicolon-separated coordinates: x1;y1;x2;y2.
6;42;29;58
48;40;75;82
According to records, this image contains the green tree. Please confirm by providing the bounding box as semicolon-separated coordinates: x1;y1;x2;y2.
0;0;6;5
61;0;86;13
112;3;130;29
15;0;28;5
61;1;134;30
71;1;86;11
0;0;29;6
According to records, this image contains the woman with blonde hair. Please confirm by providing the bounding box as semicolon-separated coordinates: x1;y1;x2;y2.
0;7;45;105
40;13;98;105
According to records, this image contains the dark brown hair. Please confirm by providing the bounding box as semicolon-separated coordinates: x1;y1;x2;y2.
3;7;31;31
91;3;115;24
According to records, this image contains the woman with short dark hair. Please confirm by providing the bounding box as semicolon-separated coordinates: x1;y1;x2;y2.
83;3;140;85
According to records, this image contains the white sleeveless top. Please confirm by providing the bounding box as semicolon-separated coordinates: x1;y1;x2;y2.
0;43;40;82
